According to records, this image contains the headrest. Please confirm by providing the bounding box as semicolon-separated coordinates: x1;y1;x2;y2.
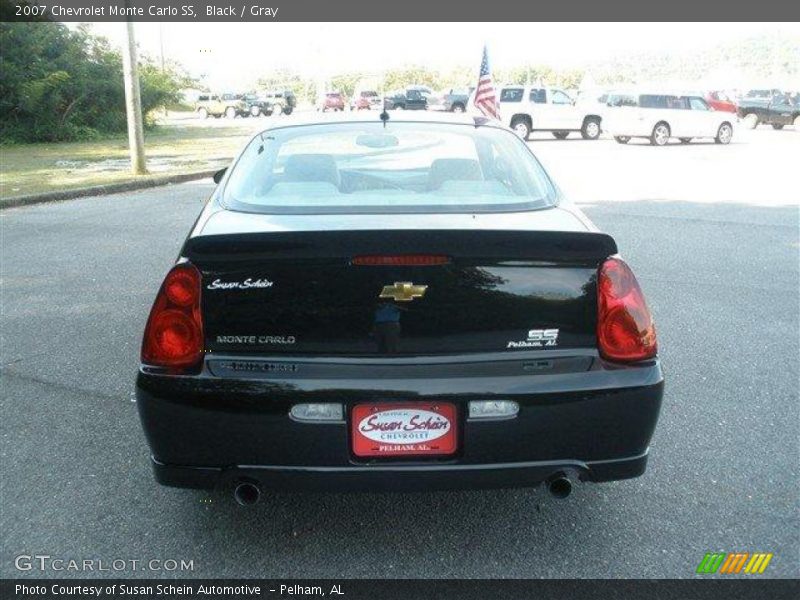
283;154;340;187
427;158;482;190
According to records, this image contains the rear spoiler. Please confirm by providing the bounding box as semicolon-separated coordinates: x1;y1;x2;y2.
183;229;617;265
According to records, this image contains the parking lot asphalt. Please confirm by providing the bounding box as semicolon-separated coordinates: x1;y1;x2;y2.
1;128;798;579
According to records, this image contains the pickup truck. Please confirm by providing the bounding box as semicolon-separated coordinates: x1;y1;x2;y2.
384;87;430;111
498;86;603;140
737;91;800;130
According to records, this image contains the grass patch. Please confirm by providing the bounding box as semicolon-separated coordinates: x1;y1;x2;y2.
0;118;259;198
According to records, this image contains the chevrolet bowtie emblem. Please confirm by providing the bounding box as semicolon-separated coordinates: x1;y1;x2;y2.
379;282;428;302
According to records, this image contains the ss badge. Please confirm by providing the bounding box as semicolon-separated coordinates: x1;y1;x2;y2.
528;329;559;345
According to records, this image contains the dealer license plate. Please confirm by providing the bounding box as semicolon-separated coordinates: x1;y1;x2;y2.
351;403;458;458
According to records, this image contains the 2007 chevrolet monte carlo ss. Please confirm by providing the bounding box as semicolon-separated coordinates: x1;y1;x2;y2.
136;112;663;504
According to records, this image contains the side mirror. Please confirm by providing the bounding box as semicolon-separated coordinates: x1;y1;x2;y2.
213;168;227;184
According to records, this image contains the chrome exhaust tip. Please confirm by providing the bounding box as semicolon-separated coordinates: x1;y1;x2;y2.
233;481;261;506
547;475;573;499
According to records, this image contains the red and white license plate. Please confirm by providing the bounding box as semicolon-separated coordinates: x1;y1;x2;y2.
351;403;458;458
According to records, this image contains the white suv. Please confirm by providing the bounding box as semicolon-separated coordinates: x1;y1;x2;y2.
603;91;735;146
498;86;603;141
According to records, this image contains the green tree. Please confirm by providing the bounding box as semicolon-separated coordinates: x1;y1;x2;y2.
329;72;362;99
0;21;192;143
256;69;315;103
382;66;438;92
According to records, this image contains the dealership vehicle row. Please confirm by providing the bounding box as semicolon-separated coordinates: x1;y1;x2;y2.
191;86;799;146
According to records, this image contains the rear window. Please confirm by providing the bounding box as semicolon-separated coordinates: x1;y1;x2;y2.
639;95;689;109
530;89;546;104
327;93;341;98
500;88;524;102
608;94;637;107
223;121;556;214
746;89;776;98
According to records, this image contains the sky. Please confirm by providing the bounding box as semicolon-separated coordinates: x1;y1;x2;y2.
76;22;800;90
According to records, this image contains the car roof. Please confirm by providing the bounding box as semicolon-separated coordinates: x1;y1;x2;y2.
607;89;706;96
500;84;557;89
254;110;503;133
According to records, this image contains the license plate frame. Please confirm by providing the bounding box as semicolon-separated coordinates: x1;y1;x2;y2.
351;402;458;458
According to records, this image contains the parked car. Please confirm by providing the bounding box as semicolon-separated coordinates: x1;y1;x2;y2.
242;93;274;117
384;87;429;110
195;93;249;119
320;92;346;112
437;88;474;113
136;112;663;503
704;91;737;114
743;88;784;100
737;90;800;130
498;85;603;140
261;90;296;115
351;90;382;110
604;91;735;146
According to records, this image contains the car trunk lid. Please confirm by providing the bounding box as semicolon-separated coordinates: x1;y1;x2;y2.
184;222;616;358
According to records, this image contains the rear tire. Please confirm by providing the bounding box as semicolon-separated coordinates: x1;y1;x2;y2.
225;106;236;119
614;136;630;144
552;131;569;139
511;117;531;140
772;123;784;130
715;122;733;145
451;103;465;113
197;108;208;119
679;138;692;144
250;105;261;117
650;122;670;146
742;113;759;129
581;117;601;140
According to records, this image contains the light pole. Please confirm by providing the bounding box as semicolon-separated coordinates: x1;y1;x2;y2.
121;13;147;175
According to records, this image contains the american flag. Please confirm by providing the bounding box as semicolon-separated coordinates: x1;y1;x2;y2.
473;45;500;120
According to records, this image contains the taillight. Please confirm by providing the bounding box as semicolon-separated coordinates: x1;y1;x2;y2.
141;263;204;371
597;257;657;362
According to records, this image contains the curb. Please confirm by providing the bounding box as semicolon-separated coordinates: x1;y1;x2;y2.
0;168;220;210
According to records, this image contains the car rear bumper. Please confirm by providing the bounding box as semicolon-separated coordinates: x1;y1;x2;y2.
151;451;650;492
136;354;664;492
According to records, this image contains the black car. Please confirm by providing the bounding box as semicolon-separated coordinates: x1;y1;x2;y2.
242;93;272;117
136;113;663;505
384;87;429;110
738;90;800;130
